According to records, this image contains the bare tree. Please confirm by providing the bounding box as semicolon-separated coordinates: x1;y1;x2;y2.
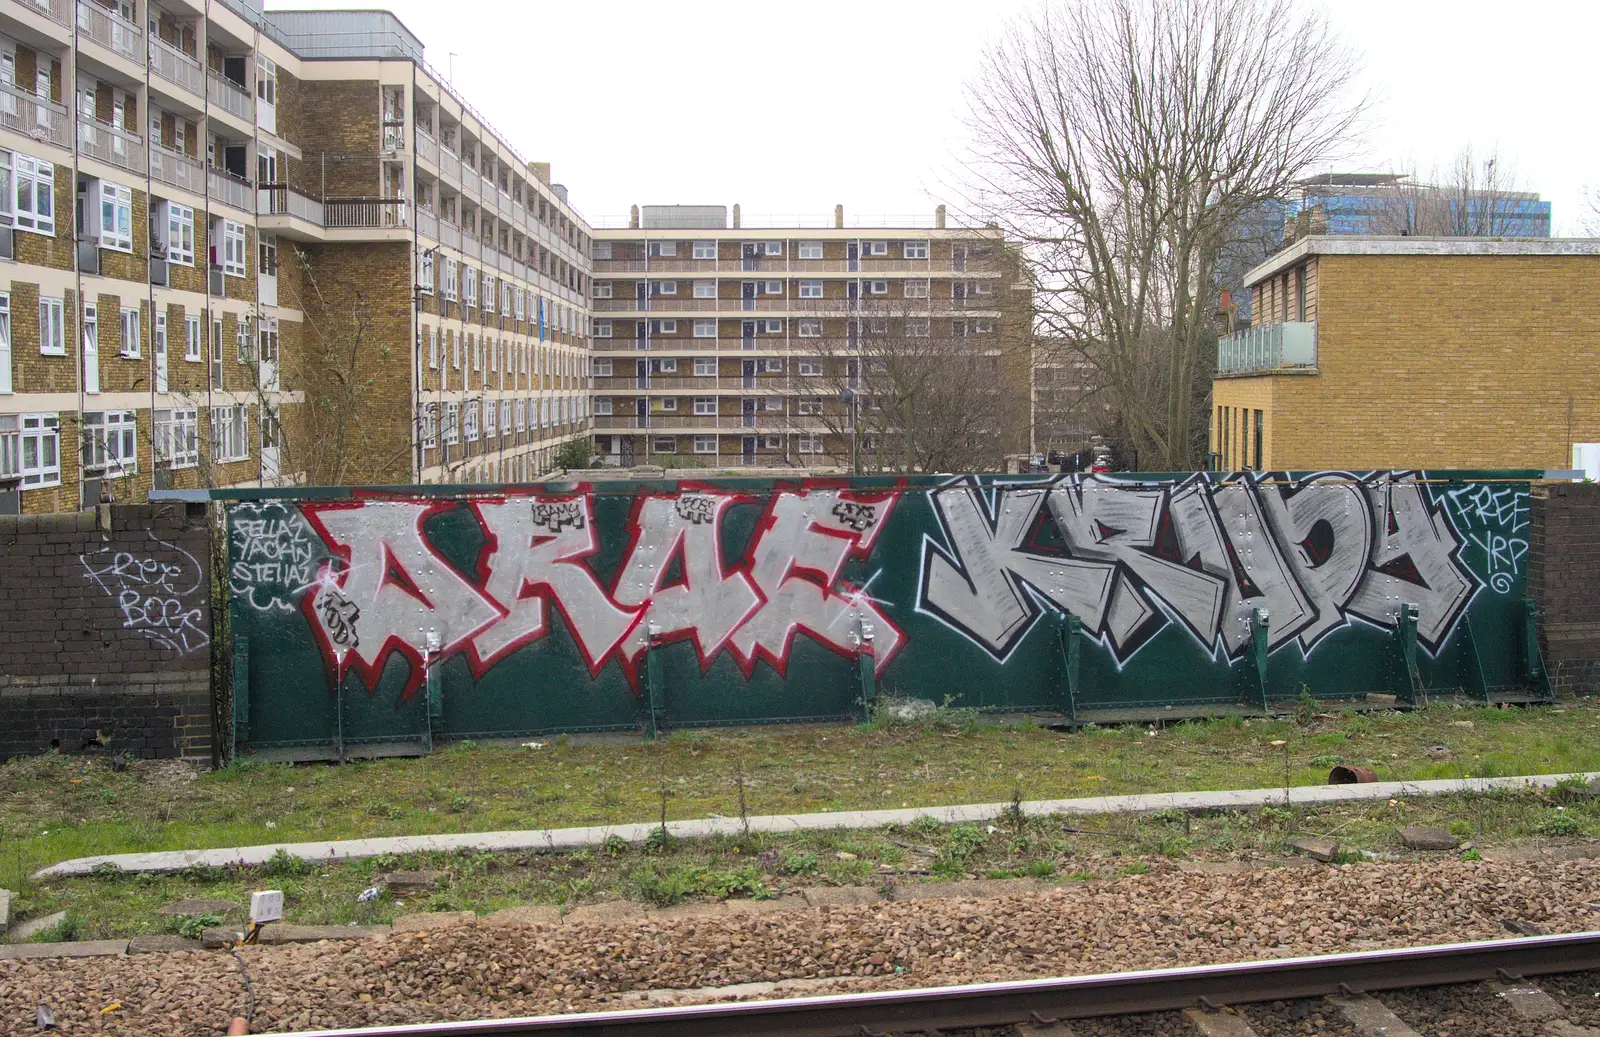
1363;146;1540;237
1580;185;1600;236
962;0;1366;469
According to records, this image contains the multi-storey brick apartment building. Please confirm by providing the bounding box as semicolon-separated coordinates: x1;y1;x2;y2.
588;205;1025;468
0;0;593;513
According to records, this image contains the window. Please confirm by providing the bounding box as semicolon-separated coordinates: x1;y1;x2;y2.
97;181;133;252
692;241;715;260
592;280;612;299
799;397;823;416
763;280;782;295
763;241;782;256
427;325;438;369
420;405;437;448
693;280;715;298
501;398;513;434
904;240;929;259
464;266;478;306
153;408;198;468
514;288;525;319
502;282;511;315
210;405;248;462
797;319;821;338
907;318;930;337
18;413;59;486
799;359;822;376
693;357;715;376
442;401;460;444
867;241;888;256
84;409;137;476
483;274;496;313
38;296;63;355
593;358;613;376
236;314;251;362
464;400;479;440
471;334;482;372
649;241;677;257
758;357;784;373
652;358;677;373
184;314;200;361
514;398;526;431
764;397;782;411
166;202;195;265
693;396;715;415
904;279;929;298
119;307;139;358
868;280;888;295
594;397;613;416
220;220;246;276
762;436;781;450
762;319;783;333
592;241;612;260
484;396;496;435
693;435;716;454
444;259;458;301
798;241;823;260
0;293;8;394
658;397;678;412
973;319;995;333
651;319;677;335
798;436;823;454
693;318;716;338
12;154;55;235
419;249;434;293
652;280;676;296
799;280;822;299
594;319;612;338
652;437;677;453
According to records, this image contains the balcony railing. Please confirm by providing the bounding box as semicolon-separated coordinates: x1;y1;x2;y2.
258;184;324;224
78;118;143;173
0;82;69;147
206;71;253;122
208;168;252;211
20;0;71;26
76;1;141;62
148;36;203;96
325;198;407;229
415;128;438;165
150;144;202;194
1217;321;1318;375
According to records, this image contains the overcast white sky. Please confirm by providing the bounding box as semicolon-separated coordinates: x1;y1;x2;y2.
267;0;1600;233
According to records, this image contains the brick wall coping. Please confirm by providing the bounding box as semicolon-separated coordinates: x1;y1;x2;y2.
1246;235;1600;286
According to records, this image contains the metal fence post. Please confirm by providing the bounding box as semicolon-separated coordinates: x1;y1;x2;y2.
230;635;249;758
856;616;876;722
1248;608;1270;711
1057;611;1081;727
644;624;664;738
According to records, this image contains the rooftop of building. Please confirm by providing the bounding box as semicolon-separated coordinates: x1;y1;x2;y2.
591;204;1001;235
1244;235;1600;286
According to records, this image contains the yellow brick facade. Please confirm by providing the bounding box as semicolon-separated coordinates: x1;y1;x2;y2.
1215;248;1600;472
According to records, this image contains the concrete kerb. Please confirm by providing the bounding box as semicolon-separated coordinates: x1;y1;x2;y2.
31;771;1598;881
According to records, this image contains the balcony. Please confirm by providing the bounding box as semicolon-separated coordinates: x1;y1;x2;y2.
19;0;72;27
149;144;202;194
0;83;69;148
206;71;252;123
415;128;438;165
1216;321;1318;376
258;184;324;224
208;168;252;211
76;1;141;63
148;36;204;97
325;198;407;229
77;118;143;173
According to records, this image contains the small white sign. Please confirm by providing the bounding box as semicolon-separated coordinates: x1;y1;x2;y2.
250;890;284;924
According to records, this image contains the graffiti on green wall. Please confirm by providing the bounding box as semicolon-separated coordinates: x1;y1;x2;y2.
225;471;1539;753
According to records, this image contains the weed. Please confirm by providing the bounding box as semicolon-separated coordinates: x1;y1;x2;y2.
909;815;942;837
90;861;122;879
1460;849;1483;861
449;795;473;814
782;852;821;877
171;913;223;940
1118;860;1151;876
1148;807;1188;825
30;913;82;943
1293;688;1319;727
1535;811;1582;836
262;848;311;878
602;834;630;858
644;826;672;855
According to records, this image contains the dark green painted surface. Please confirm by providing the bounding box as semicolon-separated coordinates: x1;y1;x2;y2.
222;471;1544;758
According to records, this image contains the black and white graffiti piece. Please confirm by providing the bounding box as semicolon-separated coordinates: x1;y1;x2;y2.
917;472;1481;665
229;501;322;612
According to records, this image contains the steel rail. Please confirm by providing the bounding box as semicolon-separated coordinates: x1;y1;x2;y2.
272;930;1600;1037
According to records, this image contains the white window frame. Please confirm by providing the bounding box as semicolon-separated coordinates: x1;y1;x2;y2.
0;292;9;394
904;279;929;298
692;241;715;260
652;319;677;335
184;314;200;361
798;435;823;454
119;306;140;358
693;280;715;299
658;396;678;412
650;240;677;257
762;280;782;295
13;153;55;236
221;219;246;276
592;240;612;260
98;180;133;252
798;397;824;416
652;436;677;453
210;404;249;463
482;274;496;314
762;319;783;333
693;396;716;415
166;202;195;266
693;357;715;376
84;409;138;477
868;280;888;295
867;241;888;256
464;399;479;441
798;359;822;376
799;280;822;299
904;240;929;259
652;280;676;296
798;241;823;260
444;401;460;443
593;357;613;376
464;266;478;307
38;296;63;355
693;435;717;454
592;280;612;299
419;249;434;293
594;319;612;338
427;324;438;369
484;395;497;435
693;318;716;338
763;241;782;256
18;412;60;487
154;407;198;469
444;258;458;301
594;396;613;416
798;319;822;338
652;357;677;374
514;288;526;319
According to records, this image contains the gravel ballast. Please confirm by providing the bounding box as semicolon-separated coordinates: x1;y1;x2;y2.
3;858;1600;1035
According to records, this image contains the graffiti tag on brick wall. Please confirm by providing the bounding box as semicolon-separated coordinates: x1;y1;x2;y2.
81;532;210;655
292;486;897;697
918;472;1479;665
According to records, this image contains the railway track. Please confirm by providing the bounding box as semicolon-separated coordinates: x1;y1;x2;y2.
278;930;1600;1037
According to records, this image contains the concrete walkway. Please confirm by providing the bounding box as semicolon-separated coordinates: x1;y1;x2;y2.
33;771;1597;880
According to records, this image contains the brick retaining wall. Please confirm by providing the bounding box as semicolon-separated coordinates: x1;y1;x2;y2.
1529;482;1600;696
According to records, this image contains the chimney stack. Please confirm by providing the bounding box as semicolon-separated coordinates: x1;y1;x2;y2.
935;204;946;229
732;203;741;229
834;204;844;228
629;205;639;229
